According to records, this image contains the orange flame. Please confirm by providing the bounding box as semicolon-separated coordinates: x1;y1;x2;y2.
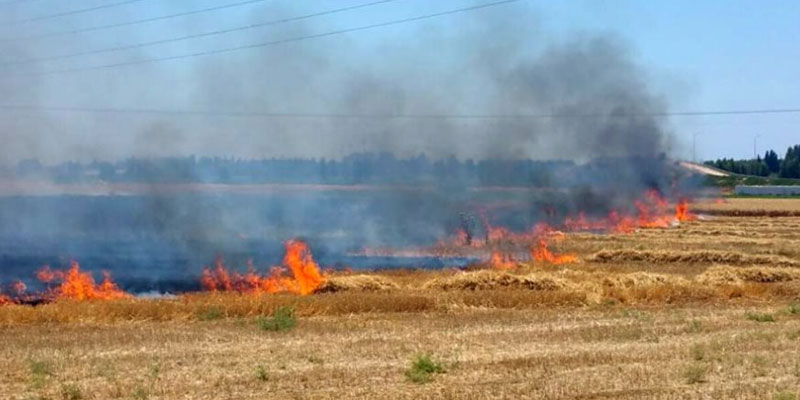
0;287;10;305
36;262;129;301
282;240;325;295
564;190;695;234
675;198;697;222
489;251;517;270
531;239;578;265
201;240;325;295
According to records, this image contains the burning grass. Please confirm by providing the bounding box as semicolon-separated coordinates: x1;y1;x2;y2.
201;240;325;295
3;198;800;399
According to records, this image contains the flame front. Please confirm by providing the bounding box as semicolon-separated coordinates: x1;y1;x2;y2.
201;240;325;295
0;287;10;305
675;198;697;222
531;239;578;265
565;190;696;233
36;262;129;301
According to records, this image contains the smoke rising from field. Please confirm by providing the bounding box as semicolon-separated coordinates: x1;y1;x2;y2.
0;2;673;165
0;2;685;291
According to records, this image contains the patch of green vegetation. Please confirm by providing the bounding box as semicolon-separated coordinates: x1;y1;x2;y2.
197;307;224;321
255;365;269;382
746;312;776;323
753;356;770;377
786;303;800;315
690;344;705;361
257;306;297;332
29;360;53;389
683;363;708;384
405;354;445;384
687;320;703;334
773;391;798;400
307;356;324;365
60;384;83;400
132;385;149;400
706;175;800;189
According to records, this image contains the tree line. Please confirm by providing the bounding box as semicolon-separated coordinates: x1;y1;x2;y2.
705;145;800;179
12;153;675;189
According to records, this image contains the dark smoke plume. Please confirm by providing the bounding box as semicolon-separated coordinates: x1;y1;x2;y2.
0;2;683;291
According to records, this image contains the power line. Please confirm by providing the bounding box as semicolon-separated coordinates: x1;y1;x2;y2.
0;0;43;6
1;105;799;119
3;0;146;25
0;0;269;42
0;0;399;67
12;0;521;77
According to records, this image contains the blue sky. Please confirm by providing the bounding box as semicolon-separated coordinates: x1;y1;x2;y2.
0;0;798;163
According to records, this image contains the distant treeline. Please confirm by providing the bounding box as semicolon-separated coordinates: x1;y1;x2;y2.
705;145;800;179
12;153;673;188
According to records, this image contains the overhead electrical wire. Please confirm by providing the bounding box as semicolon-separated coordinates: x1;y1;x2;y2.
0;0;270;42
0;0;43;6
0;0;399;67
8;0;521;77
0;105;798;119
3;0;146;25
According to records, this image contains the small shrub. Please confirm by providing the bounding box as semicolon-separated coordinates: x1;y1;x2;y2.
132;386;149;400
773;391;798;400
197;307;223;321
255;365;268;382
30;360;52;377
683;363;707;384
29;360;52;388
257;306;296;332
406;354;445;384
690;344;705;361
787;303;800;315
753;356;770;377
148;363;161;381
307;356;324;365
746;312;776;323
687;320;703;333
60;384;83;400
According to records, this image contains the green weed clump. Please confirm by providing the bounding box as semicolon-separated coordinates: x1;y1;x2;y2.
746;312;776;323
773;391;798;400
683;363;708;384
406;354;445;384
257;306;296;332
196;307;224;321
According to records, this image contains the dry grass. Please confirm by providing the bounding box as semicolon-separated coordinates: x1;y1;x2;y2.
314;274;400;293
693;197;800;217
3;305;800;399
697;265;800;285
422;270;571;291
3;198;800;398
588;249;800;267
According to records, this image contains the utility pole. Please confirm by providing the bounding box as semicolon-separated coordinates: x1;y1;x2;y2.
692;133;699;163
754;135;761;159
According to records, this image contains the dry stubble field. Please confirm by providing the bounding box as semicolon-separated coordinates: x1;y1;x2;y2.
3;197;800;399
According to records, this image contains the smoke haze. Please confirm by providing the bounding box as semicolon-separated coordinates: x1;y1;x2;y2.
0;1;674;165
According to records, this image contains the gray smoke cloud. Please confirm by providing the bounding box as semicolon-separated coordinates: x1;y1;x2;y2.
0;2;687;292
0;1;674;165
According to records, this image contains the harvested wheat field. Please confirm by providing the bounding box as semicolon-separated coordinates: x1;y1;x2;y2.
3;198;800;399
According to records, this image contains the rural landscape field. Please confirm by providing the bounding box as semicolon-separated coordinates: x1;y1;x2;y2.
2;1;800;399
2;197;800;399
